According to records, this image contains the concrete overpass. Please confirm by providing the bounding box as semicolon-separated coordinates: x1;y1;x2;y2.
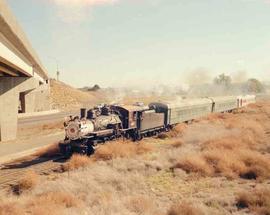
0;0;50;141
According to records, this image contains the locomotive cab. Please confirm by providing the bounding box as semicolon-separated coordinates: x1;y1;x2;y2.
112;104;165;140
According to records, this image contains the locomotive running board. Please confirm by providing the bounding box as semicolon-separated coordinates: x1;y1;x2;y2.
90;129;114;136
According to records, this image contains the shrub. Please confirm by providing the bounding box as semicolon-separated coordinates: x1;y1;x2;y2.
236;189;270;215
237;150;270;180
202;149;246;179
172;147;270;180
173;155;213;176
15;171;39;194
94;141;152;161
62;154;91;171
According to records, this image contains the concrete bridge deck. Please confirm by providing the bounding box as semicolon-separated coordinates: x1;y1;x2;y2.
0;0;48;82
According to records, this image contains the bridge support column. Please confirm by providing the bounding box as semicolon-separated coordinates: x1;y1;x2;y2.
0;77;39;142
0;78;19;141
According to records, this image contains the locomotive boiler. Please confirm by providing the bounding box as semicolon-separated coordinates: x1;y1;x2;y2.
59;105;122;156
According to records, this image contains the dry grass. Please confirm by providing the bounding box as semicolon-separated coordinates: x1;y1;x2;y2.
62;141;153;172
0;191;80;215
202;149;246;179
169;124;188;138
236;189;270;215
225;117;264;137
158;132;170;139
167;201;204;215
173;148;270;179
171;102;270;180
0;203;23;215
248;103;263;109
14;171;39;194
171;139;184;148
173;155;213;176
207;112;232;121
201;136;250;151
28;191;80;208
93;141;152;161
125;196;155;214
173;122;270;179
34;143;60;158
62;154;91;171
237;150;270;180
159;124;188;139
172;107;270;180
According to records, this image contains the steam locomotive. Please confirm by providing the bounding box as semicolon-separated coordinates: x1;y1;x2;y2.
59;95;256;157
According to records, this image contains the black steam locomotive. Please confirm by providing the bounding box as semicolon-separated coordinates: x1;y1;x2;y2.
59;103;165;157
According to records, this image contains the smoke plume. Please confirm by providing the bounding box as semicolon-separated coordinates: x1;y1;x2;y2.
185;68;212;86
231;70;248;83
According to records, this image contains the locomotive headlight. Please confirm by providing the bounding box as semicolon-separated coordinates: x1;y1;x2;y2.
66;121;80;140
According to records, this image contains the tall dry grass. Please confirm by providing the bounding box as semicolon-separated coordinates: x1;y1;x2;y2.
0;191;80;215
93;141;152;161
0;203;23;215
171;105;270;180
173;155;213;176
173;147;270;179
167;202;204;215
236;189;270;215
14;171;39;194
62;154;92;171
125;196;157;214
28;191;80;208
171;139;184;148
158;124;188;139
34;143;60;158
61;141;153;171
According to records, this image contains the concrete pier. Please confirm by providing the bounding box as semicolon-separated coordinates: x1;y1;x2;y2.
0;77;49;141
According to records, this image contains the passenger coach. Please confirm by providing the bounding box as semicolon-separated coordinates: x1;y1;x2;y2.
149;98;213;126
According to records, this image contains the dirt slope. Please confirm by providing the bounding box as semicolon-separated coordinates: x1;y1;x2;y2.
49;79;104;111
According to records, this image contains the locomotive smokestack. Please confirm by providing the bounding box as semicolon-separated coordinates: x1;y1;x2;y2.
80;108;87;119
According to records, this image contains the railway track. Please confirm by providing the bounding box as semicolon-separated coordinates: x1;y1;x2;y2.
0;155;65;189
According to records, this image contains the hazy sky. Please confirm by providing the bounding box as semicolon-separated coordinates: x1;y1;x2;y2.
6;0;270;87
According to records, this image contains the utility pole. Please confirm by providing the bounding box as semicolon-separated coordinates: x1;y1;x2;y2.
56;64;60;81
49;57;60;81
